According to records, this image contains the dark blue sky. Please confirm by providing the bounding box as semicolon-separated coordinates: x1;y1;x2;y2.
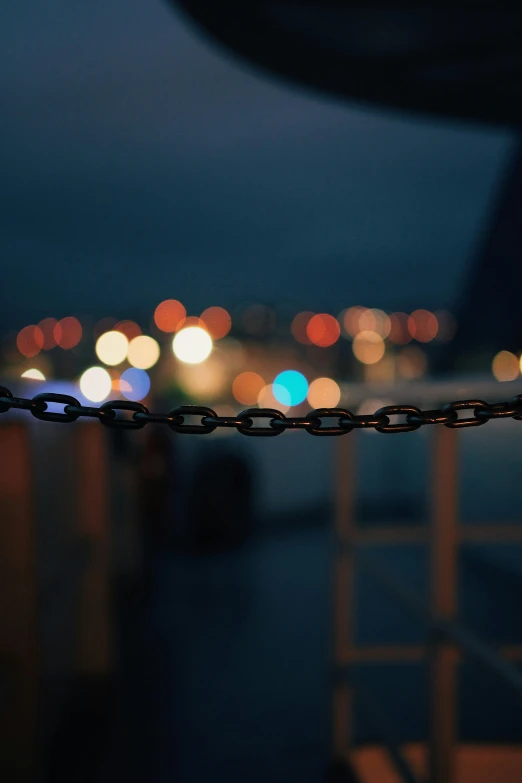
0;0;515;329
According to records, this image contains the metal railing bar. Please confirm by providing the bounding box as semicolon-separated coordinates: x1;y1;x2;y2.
357;550;522;702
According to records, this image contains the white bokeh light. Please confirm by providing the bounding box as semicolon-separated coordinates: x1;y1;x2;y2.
79;366;112;402
95;330;128;366
172;326;213;365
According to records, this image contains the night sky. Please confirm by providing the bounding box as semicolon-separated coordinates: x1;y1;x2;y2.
0;0;516;330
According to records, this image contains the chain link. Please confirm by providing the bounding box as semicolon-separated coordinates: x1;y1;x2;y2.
1;386;522;437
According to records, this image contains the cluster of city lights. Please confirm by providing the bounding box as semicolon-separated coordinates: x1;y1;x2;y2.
9;299;465;410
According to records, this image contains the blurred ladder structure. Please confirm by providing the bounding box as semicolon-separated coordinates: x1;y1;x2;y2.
332;426;522;783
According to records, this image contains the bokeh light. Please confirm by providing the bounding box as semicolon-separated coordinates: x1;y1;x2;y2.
343;306;366;337
79;366;112;402
273;370;308;406
17;325;44;358
492;351;519;382
93;317;117;340
154;299;186;333
38;318;58;350
120;368;151;401
200;306;232;339
172;326;213;364
307;377;341;408
127;335;160;370
54;317;82;349
257;383;290;413
95;331;129;366
232;372;265;405
396;346;428;380
408;310;438;342
358;309;391;338
21;368;46;381
306;314;340;347
291;311;314;345
388;313;411;345
242;304;276;336
435;311;457;342
352;331;385;365
115;320;142;341
178;355;229;401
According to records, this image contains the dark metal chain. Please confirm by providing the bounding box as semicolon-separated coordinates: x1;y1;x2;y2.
1;386;522;436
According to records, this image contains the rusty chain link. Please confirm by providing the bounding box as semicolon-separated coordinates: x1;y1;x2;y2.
1;385;522;436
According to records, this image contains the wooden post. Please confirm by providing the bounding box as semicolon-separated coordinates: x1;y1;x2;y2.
0;422;38;781
429;425;458;783
333;434;356;761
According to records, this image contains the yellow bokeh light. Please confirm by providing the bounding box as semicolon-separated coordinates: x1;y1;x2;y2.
492;351;519;382
95;331;129;366
21;368;46;381
352;331;385;365
172;326;213;365
127;335;160;370
177;354;228;400
79;366;112;402
257;383;290;414
307;377;341;408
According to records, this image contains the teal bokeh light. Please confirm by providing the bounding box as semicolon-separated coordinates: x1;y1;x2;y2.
273;370;308;407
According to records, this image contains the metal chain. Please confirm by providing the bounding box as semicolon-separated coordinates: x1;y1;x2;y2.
2;386;522;436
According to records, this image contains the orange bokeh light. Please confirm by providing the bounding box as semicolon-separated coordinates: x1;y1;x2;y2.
408;310;438;343
179;316;205;331
306;314;340;347
343;306;366;337
200;306;232;340
291;311;314;345
388;313;411;345
352;331;385;365
154;299;186;333
358;309;391;338
54;317;83;349
38;317;58;350
115;320;142;341
17;325;44;358
232;372;265;405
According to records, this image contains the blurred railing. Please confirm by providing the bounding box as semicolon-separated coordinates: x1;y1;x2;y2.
332;424;522;783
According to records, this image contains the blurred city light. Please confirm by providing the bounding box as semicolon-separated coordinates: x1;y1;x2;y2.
54;317;82;349
127;335;160;370
232;371;265;405
95;330;129;366
307;377;341;408
273;370;308;406
178;355;229;401
154;299;186;333
93;317;117;340
306;313;340;347
172;326;213;364
200;306;232;339
38;317;59;350
359;308;391;338
352;331;385;364
492;351;519;382
396;346;428;379
17;325;44;358
21;368;46;381
79;366;112;402
291;311;314;344
408;309;438;342
114;320;142;340
343;306;366;337
435;310;457;342
257;383;290;413
242;303;276;336
388;312;411;344
120;368;151;401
